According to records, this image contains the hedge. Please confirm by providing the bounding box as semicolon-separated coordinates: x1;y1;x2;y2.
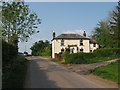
62;48;120;64
2;40;18;65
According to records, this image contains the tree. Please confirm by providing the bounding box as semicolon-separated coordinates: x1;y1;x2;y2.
93;21;112;48
30;40;51;56
2;2;41;50
109;1;120;48
93;1;120;48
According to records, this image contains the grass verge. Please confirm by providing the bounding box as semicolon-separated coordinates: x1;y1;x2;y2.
91;60;120;84
88;56;118;63
51;58;65;64
2;55;28;88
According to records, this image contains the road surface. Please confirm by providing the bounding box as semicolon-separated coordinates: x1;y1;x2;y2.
24;56;117;88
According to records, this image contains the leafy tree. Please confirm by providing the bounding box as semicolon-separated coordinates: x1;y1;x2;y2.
109;1;120;48
94;21;112;48
30;40;51;56
2;2;41;50
93;1;120;48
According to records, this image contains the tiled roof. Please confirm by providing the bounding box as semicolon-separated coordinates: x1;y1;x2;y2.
54;34;89;39
53;34;98;44
90;39;98;44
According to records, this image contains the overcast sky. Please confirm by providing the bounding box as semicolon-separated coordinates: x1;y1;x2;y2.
18;2;117;54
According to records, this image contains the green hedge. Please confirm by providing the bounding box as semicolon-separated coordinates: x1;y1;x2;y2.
62;48;120;64
2;56;27;88
2;40;18;65
93;48;120;57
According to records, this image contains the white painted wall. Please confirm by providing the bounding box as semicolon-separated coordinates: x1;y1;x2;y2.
90;43;99;52
52;39;99;58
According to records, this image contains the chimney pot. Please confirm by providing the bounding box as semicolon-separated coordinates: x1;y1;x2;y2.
92;34;95;40
53;31;55;38
83;31;86;37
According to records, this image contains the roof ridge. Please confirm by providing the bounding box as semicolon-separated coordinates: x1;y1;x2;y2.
54;33;89;39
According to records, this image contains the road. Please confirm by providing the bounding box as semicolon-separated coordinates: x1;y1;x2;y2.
24;56;117;88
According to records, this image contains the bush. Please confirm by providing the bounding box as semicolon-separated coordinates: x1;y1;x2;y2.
62;52;87;64
93;48;120;57
2;40;18;65
62;48;120;64
2;56;27;88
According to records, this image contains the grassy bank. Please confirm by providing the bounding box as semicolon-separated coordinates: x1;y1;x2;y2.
2;55;28;88
91;60;120;84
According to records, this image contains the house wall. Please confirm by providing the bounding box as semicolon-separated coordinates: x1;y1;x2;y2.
90;43;99;52
52;39;91;58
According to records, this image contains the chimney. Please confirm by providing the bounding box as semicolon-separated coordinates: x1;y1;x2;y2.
92;34;95;40
53;31;55;38
83;31;86;37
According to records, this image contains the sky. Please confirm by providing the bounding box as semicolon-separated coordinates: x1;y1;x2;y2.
18;2;117;54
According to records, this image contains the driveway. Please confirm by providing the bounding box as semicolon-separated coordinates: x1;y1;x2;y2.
24;56;118;88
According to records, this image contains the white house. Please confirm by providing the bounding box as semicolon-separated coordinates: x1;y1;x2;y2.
51;31;99;58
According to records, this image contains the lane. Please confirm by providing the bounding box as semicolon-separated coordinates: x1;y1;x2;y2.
24;56;104;88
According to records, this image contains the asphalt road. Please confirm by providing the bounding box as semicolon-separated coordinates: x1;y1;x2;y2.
24;56;110;88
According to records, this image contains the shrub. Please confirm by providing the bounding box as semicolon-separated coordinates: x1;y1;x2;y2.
62;52;87;64
93;48;120;57
2;40;18;65
2;56;27;88
62;48;120;64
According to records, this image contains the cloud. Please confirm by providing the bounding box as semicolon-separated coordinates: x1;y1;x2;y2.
63;29;87;35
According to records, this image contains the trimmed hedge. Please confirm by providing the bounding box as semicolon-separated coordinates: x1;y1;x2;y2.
62;48;120;64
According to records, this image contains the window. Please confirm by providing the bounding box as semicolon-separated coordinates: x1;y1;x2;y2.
61;48;64;52
93;43;96;47
80;48;83;52
61;39;64;46
80;39;83;46
90;50;92;52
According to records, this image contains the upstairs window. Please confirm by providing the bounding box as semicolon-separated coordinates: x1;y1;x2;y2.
93;43;96;47
80;39;83;46
61;39;64;46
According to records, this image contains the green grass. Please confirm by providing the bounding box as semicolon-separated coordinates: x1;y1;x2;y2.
51;59;60;63
2;55;28;88
91;60;120;84
88;56;118;63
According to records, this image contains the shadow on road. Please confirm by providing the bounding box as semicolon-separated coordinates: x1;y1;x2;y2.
24;59;60;88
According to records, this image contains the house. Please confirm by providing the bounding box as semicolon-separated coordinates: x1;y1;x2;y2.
51;31;99;58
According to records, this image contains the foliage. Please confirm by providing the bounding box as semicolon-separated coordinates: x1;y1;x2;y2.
2;55;27;88
2;2;41;47
51;59;60;63
91;60;120;84
65;47;70;53
94;21;112;48
30;40;51;56
2;40;27;88
62;48;120;64
93;48;120;57
93;1;120;48
2;40;17;65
